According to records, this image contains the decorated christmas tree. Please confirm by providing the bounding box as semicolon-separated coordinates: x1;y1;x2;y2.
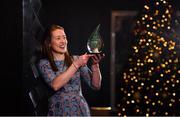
118;0;180;116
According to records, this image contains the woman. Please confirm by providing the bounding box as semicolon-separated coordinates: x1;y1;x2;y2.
38;24;104;116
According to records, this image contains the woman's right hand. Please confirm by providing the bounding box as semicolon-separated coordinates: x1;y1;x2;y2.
73;53;93;68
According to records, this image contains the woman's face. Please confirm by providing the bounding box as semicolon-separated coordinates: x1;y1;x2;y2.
50;29;68;54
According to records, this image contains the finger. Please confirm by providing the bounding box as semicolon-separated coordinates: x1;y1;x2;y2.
91;57;98;64
97;54;101;59
86;54;94;58
93;55;98;61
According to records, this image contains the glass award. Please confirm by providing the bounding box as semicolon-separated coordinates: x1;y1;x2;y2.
87;24;104;54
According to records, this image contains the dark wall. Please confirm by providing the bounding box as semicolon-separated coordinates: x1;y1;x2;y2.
0;0;21;115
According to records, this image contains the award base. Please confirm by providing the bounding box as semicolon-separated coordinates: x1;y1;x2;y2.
87;52;104;56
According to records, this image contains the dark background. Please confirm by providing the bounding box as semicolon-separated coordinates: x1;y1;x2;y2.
0;0;179;115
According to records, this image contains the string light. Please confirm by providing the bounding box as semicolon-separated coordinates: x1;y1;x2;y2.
120;0;180;115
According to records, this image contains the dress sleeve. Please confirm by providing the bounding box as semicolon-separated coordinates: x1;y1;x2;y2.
38;59;57;87
80;65;94;89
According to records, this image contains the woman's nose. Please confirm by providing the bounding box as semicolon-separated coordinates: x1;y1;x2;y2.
60;38;66;43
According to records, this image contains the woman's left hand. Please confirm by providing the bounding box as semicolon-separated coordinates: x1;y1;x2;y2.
91;53;105;65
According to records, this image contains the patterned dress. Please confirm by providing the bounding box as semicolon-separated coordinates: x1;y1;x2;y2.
38;58;94;116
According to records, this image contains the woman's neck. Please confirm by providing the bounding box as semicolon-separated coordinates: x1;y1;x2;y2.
52;51;65;61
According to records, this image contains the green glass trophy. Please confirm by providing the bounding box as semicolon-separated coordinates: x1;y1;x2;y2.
87;24;104;54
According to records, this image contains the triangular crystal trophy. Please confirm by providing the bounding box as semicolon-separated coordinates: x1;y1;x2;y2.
87;24;104;54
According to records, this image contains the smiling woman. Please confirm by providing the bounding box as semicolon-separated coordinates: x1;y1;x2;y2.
37;24;105;116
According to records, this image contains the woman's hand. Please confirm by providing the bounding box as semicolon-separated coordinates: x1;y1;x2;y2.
73;53;93;68
91;53;105;65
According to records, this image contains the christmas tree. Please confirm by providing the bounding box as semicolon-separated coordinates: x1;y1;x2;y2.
118;0;180;116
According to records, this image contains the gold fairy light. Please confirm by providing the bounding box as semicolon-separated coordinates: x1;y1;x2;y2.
144;5;150;10
152;112;156;115
163;0;166;4
160;74;164;77
135;49;139;53
135;79;138;82
168;14;171;18
156;79;160;83
162;15;165;18
153;26;157;29
163;42;167;47
151;67;154;70
146;101;149;104
156;2;159;5
141;83;144;86
171;99;175;103
145;14;148;18
152;102;155;106
165;9;169;14
165;61;168;65
146;113;150;117
129;68;133;72
129;58;132;61
131;100;135;103
134;67;137;70
150;53;153;56
155;10;159;15
142;17;145;20
136;109;140;113
158;100;161;104
161;64;166;68
137;20;140;24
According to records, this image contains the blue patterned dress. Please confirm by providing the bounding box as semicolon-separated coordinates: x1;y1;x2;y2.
38;58;94;116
